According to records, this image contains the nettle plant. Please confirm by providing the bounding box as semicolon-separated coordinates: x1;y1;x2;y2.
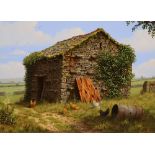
96;45;136;98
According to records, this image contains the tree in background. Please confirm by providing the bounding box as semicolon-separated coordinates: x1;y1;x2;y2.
127;21;155;37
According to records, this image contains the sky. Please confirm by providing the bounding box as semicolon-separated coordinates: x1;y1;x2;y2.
0;21;155;79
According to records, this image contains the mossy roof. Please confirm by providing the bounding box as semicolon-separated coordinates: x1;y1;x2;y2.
40;28;123;57
24;28;126;66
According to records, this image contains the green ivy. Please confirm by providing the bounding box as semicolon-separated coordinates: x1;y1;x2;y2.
96;45;136;98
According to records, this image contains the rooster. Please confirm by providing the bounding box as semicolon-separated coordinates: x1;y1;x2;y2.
99;108;110;117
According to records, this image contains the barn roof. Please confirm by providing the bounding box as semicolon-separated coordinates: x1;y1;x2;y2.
40;28;123;57
23;28;126;66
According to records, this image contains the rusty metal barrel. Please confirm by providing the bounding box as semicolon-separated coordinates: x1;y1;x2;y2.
111;104;144;119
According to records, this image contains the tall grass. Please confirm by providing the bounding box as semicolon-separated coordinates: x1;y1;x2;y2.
0;80;155;132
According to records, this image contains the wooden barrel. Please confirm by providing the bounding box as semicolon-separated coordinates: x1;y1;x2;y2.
112;104;144;119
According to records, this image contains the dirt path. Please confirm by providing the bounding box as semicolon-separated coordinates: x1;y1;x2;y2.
14;107;92;132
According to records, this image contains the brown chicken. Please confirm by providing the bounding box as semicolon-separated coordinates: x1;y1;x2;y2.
63;105;68;114
70;103;79;110
30;99;36;108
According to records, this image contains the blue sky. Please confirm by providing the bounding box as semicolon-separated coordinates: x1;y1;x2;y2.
0;21;155;79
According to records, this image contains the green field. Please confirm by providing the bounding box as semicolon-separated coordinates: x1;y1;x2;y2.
0;83;25;103
0;79;155;132
131;78;155;96
132;78;155;86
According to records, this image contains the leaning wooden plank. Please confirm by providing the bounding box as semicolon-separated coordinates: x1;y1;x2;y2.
76;76;101;103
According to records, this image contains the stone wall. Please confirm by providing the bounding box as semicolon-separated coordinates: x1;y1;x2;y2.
60;32;121;102
25;56;63;102
142;81;155;93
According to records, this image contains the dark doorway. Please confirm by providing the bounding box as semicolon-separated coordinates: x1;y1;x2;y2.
37;76;45;101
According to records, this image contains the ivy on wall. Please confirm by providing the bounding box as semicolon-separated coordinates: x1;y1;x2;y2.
96;45;136;98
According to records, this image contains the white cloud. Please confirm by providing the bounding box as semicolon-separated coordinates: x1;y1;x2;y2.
123;29;155;52
0;22;52;47
133;59;155;78
0;22;85;48
12;49;27;56
0;62;25;79
51;27;85;44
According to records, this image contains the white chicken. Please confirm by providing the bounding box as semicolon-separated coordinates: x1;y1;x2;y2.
91;100;101;109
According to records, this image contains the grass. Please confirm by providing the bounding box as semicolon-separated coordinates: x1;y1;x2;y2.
0;79;155;132
131;77;155;87
0;84;25;103
130;87;141;96
130;77;155;96
0;92;155;133
132;77;155;84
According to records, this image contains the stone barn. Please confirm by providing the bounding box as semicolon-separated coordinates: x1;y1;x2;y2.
23;28;133;103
